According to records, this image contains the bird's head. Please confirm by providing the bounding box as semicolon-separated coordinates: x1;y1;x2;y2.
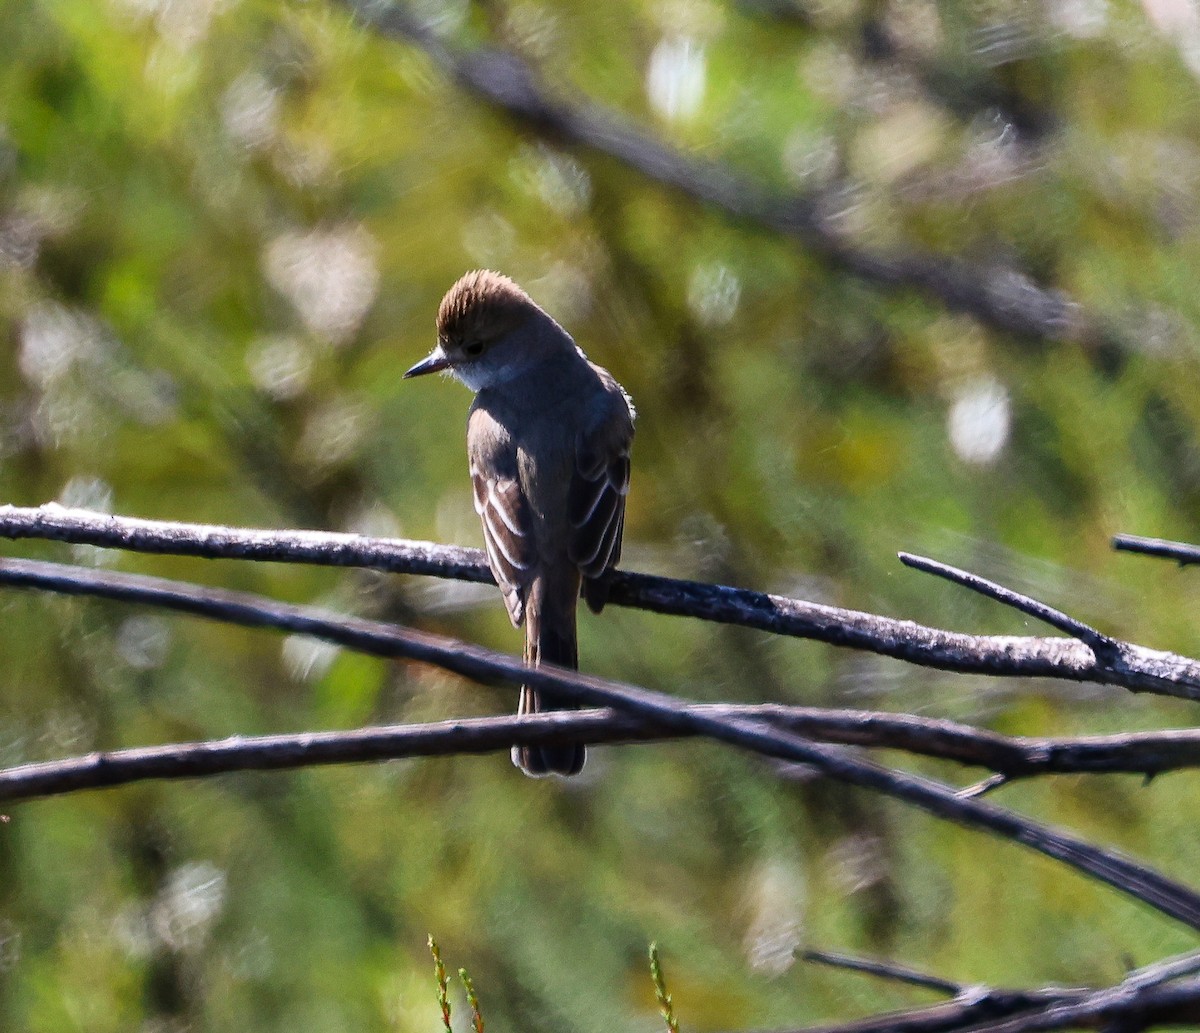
405;270;559;392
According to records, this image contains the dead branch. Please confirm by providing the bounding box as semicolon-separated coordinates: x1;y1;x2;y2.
3;505;1198;701
1114;533;1200;567
898;552;1118;662
8;698;1200;803
800;949;966;997
765;979;1200;1033
766;945;1200;1033
3;556;1200;931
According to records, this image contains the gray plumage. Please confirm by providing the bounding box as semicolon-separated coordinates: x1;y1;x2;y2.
406;271;635;776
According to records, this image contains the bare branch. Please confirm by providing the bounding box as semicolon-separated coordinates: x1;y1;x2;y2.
959;978;1200;1033
800;949;964;997
733;991;1091;1033
1113;533;1200;567
333;0;1118;349
0;504;492;582
8;693;1200;801
4;506;1199;701
4;557;1200;930
898;552;1119;662
0;710;638;801
1122;949;1200;991
763;947;1200;1033
757;980;1200;1033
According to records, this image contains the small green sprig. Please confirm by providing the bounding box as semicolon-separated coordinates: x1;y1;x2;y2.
460;967;485;1033
649;942;680;1033
428;935;452;1033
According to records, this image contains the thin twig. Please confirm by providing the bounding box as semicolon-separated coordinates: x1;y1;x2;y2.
1113;534;1200;567
898;552;1119;662
800;949;964;997
3;506;1199;700
3;558;1200;931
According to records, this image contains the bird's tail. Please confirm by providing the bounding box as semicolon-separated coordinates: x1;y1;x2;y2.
513;575;584;777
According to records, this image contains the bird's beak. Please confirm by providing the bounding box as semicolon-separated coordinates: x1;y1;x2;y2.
404;347;451;379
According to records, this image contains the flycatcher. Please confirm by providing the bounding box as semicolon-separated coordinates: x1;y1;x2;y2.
405;270;635;777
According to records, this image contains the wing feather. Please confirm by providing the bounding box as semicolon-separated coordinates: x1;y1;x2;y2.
470;372;633;623
471;464;532;626
568;391;633;583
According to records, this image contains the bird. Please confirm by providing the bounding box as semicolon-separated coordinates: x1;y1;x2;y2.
405;270;635;776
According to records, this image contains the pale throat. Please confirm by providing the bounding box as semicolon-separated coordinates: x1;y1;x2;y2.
452;342;583;394
451;358;522;393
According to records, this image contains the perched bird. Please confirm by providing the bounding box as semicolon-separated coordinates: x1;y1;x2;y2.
405;271;635;776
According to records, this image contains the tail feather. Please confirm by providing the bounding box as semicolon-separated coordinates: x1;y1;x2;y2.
512;578;585;778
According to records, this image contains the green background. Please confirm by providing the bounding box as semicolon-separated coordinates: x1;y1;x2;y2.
3;0;1200;1028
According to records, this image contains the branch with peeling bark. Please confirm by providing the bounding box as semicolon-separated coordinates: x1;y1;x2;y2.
3;505;1198;700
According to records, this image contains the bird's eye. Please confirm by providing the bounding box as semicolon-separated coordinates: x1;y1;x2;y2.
464;341;485;357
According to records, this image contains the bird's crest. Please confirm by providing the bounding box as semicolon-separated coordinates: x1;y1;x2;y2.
437;270;538;345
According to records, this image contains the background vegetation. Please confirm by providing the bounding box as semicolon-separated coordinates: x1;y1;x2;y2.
3;0;1200;1028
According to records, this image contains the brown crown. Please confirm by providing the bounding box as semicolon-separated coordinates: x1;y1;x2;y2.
436;270;538;344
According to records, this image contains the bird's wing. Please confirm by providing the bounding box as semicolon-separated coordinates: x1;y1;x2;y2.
468;409;535;628
569;382;634;586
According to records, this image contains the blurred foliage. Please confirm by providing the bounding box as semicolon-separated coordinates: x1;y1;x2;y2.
4;0;1200;1029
